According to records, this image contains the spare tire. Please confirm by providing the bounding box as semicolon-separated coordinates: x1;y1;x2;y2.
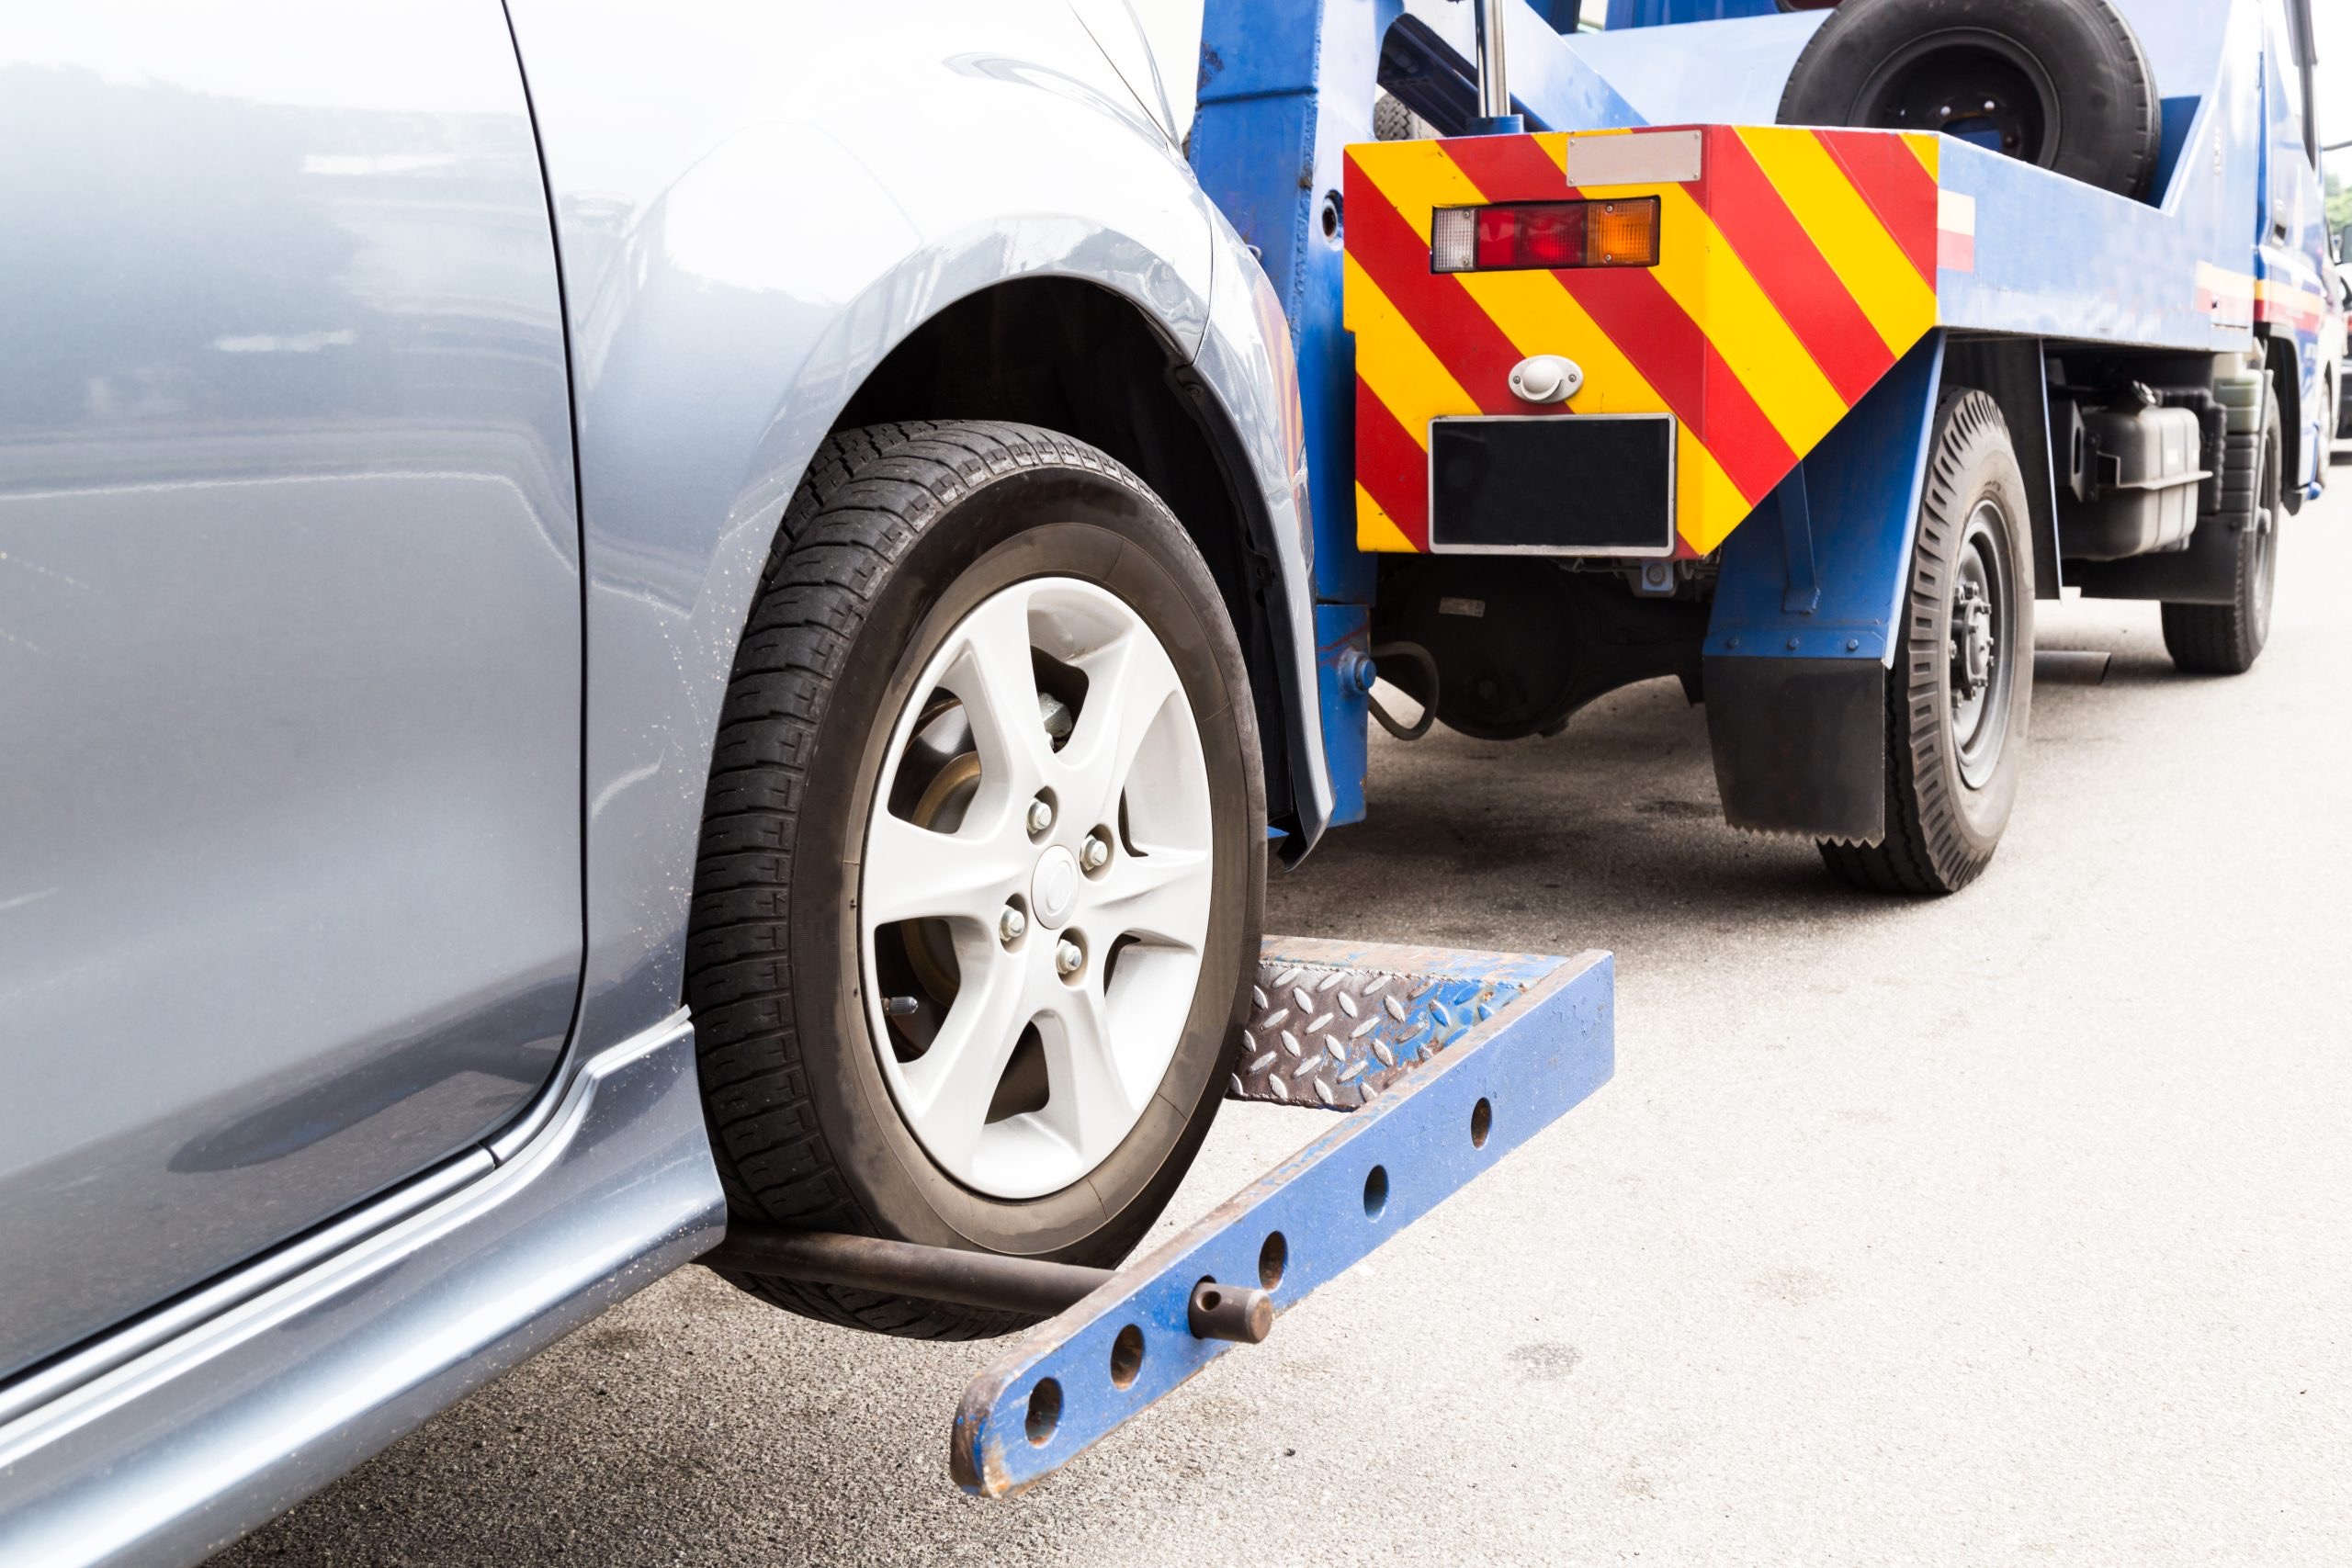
1777;0;2160;200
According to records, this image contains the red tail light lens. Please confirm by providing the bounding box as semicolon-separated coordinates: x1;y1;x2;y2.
1430;197;1660;273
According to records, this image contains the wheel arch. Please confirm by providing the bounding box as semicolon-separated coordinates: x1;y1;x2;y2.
2260;331;2305;507
828;274;1324;852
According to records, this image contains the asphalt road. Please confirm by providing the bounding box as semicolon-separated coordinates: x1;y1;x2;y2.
218;480;2351;1567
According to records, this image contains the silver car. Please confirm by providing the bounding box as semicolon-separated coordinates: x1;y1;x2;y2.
0;4;1327;1561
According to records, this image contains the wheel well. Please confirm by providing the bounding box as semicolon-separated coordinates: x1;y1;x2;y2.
2263;333;2303;509
832;277;1297;828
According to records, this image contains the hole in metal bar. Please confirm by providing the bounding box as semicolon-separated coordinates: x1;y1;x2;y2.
1363;1165;1389;1220
1258;1231;1288;1290
1025;1378;1062;1445
1471;1097;1493;1148
1109;1325;1145;1390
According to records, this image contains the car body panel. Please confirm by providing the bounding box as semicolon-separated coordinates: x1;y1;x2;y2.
0;0;582;1380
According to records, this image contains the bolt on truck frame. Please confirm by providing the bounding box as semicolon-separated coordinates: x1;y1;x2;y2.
1197;0;2334;893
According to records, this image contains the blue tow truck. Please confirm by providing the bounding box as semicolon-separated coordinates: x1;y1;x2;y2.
1202;0;2334;893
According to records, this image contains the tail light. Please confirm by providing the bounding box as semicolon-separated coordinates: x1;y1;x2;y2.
1430;197;1660;274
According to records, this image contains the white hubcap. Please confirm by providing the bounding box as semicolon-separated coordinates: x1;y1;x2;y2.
858;576;1214;1200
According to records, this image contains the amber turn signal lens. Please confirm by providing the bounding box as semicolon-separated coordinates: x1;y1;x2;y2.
1583;199;1659;265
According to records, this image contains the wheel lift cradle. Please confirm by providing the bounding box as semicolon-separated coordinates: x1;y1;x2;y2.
713;940;1614;1495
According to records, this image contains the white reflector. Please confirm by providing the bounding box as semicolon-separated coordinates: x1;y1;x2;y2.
1430;207;1477;273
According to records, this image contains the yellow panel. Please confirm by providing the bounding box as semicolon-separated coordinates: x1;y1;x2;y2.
1354;483;1418;553
1735;127;1935;355
1343;254;1470;449
1347;139;1482;243
1675;436;1754;556
1345;133;1773;556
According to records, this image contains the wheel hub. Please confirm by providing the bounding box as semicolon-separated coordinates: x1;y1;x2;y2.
1030;845;1080;928
1946;499;2017;790
1954;578;1995;699
858;577;1215;1200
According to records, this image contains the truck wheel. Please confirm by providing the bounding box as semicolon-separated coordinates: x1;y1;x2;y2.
2162;386;2280;675
1819;389;2034;895
688;421;1264;1338
1777;0;2160;200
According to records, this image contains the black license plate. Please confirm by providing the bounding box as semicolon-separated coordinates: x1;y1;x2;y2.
1428;414;1676;555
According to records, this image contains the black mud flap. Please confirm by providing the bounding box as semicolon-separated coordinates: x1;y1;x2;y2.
1703;655;1885;843
2066;516;2241;604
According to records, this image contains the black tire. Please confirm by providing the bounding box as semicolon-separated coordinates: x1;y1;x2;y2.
2162;386;2280;674
1777;0;2161;200
687;421;1264;1339
1820;389;2035;895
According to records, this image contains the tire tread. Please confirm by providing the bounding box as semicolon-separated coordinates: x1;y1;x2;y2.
685;421;1193;1340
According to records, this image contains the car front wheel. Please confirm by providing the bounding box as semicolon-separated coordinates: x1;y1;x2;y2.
687;421;1264;1338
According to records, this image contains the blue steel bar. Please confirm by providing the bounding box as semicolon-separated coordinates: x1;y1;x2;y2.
949;938;1614;1497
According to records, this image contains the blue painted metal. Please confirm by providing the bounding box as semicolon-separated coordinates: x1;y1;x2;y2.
1604;0;1778;27
1314;603;1371;826
1192;0;1387;609
1704;333;1946;664
1776;467;1820;615
950;939;1614;1498
1567;12;1820;128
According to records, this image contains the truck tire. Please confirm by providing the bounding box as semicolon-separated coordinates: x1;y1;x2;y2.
2162;386;2280;674
1777;0;2160;200
1819;389;2034;895
688;421;1264;1338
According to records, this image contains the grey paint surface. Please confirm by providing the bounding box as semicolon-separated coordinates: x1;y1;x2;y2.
215;489;2352;1566
0;1013;721;1568
0;3;582;1376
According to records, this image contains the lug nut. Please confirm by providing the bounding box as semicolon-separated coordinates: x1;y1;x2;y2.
1000;906;1027;943
1080;833;1111;872
1026;797;1055;834
1055;939;1084;976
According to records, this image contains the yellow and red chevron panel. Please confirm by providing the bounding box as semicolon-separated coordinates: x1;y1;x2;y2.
1344;124;1942;557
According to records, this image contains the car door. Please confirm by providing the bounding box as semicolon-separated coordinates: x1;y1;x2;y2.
0;0;582;1378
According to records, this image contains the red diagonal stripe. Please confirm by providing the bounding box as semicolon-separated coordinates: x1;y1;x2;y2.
1434;135;1794;501
1815;129;1938;286
1343;151;1524;413
1548;264;1792;502
1429;129;1576;204
1354;375;1430;549
1707;130;1895;405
